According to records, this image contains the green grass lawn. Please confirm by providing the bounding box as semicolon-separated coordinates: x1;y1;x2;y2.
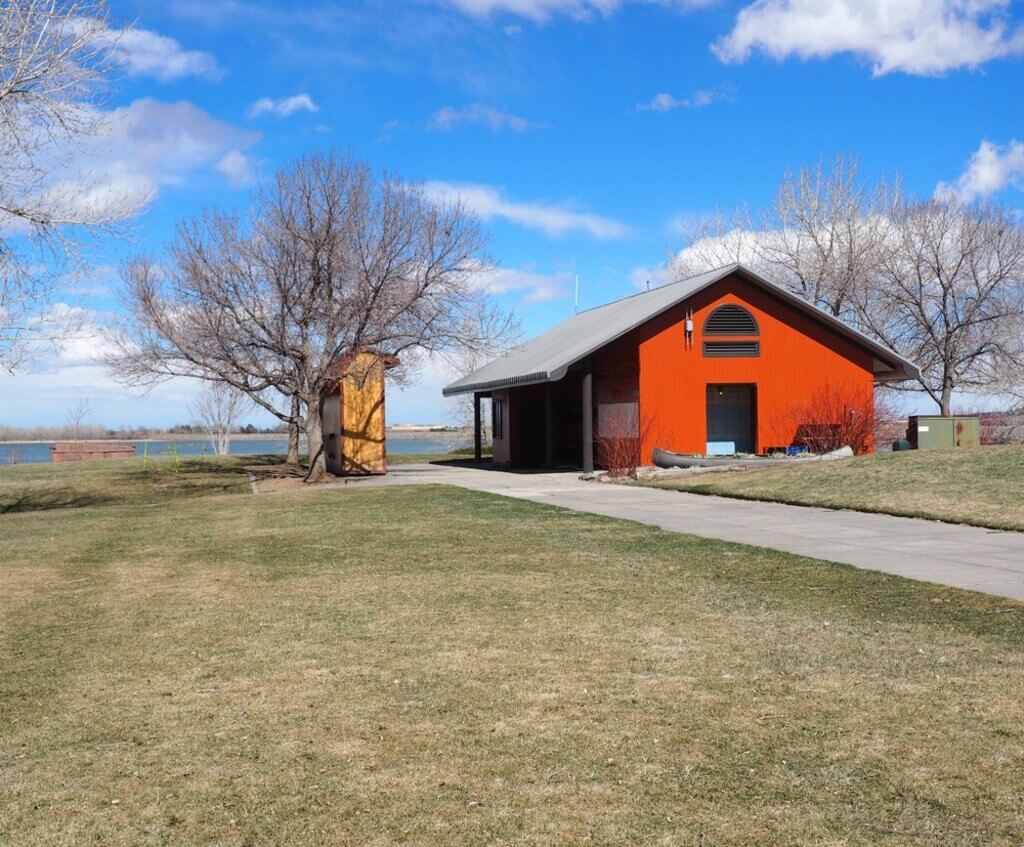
641;445;1024;532
2;459;1024;845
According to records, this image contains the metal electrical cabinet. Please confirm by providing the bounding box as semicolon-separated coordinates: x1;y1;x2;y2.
907;416;980;450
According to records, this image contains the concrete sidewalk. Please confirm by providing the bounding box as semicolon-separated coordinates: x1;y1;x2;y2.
328;463;1024;602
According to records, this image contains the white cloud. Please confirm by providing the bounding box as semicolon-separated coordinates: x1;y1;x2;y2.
0;309;205;428
471;266;573;303
713;0;1024;76
935;140;1024;203
377;119;406;143
429;104;539;132
247;93;320;119
216;150;258;187
637;88;724;111
441;0;716;22
667;211;704;235
669;226;768;279
82;20;222;81
628;264;671;290
39;98;260;219
425;181;629;239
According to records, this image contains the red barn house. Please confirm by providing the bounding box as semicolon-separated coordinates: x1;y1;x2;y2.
443;264;919;471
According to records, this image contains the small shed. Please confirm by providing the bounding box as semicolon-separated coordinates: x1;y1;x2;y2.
320;352;399;476
51;441;137;463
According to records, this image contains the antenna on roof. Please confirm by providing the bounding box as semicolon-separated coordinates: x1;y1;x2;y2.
574;273;579;314
646;279;650;292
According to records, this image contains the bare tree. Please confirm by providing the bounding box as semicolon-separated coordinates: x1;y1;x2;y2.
190;382;251;456
442;300;521;438
1;0;137;370
106;152;506;481
762;156;895;317
855;200;1024;415
672;158;893;318
285;395;301;465
672;158;1024;411
66;397;90;440
670;207;766;280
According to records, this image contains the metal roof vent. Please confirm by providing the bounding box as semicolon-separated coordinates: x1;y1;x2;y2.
704;304;758;336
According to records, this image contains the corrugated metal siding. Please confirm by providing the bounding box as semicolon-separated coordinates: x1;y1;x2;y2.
637;274;875;461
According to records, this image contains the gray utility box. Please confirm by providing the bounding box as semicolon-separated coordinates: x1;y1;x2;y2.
906;416;980;450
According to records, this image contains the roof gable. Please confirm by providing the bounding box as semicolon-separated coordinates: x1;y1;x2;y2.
443;264;919;396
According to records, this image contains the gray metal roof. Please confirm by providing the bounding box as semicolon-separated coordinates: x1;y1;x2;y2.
443;263;920;396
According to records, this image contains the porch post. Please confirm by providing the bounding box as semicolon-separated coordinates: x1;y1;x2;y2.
473;392;482;462
581;358;594;474
544;383;554;469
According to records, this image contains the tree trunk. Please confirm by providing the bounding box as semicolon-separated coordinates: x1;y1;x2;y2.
286;396;300;465
303;398;328;482
940;385;953;416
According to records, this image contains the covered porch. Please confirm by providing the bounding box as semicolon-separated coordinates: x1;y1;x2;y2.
468;353;640;472
469;358;596;472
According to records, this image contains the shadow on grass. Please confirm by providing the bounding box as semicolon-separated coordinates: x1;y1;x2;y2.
0;455;287;516
0;489;116;515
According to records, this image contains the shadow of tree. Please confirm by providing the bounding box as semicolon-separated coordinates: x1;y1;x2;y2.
0;455;288;515
0;489;115;515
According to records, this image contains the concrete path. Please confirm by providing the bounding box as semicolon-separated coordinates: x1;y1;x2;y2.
327;463;1024;602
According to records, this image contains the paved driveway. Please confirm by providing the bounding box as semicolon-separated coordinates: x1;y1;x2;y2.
327;463;1024;602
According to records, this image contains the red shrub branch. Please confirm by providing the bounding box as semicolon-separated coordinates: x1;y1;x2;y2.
594;403;653;478
782;384;897;455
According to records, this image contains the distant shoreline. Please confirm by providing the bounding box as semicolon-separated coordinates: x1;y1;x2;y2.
0;428;466;446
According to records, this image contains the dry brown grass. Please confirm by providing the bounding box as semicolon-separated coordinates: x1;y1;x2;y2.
2;462;1024;845
641;445;1024;531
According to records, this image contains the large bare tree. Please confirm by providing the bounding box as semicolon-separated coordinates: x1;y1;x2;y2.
1;0;134;370
672;158;892;318
672;158;1024;412
106;152;509;481
762;156;895;318
855;200;1024;415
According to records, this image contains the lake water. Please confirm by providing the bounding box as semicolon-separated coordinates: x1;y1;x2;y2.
0;437;464;466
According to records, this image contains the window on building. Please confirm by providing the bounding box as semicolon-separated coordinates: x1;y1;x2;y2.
702;304;760;357
492;398;503;439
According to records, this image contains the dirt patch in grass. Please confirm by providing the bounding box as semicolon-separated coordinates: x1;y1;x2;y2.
2;482;1024;845
641;445;1024;531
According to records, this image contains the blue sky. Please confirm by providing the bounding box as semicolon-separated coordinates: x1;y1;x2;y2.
3;0;1024;427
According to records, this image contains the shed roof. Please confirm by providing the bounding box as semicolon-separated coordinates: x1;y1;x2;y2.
443;263;919;397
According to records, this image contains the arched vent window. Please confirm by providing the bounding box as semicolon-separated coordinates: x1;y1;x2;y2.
702;304;760;357
704;304;758;336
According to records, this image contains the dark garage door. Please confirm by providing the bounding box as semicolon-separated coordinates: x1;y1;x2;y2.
706;385;755;454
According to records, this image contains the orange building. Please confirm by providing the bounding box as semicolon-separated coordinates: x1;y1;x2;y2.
443;264;919;470
320;352;399;476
